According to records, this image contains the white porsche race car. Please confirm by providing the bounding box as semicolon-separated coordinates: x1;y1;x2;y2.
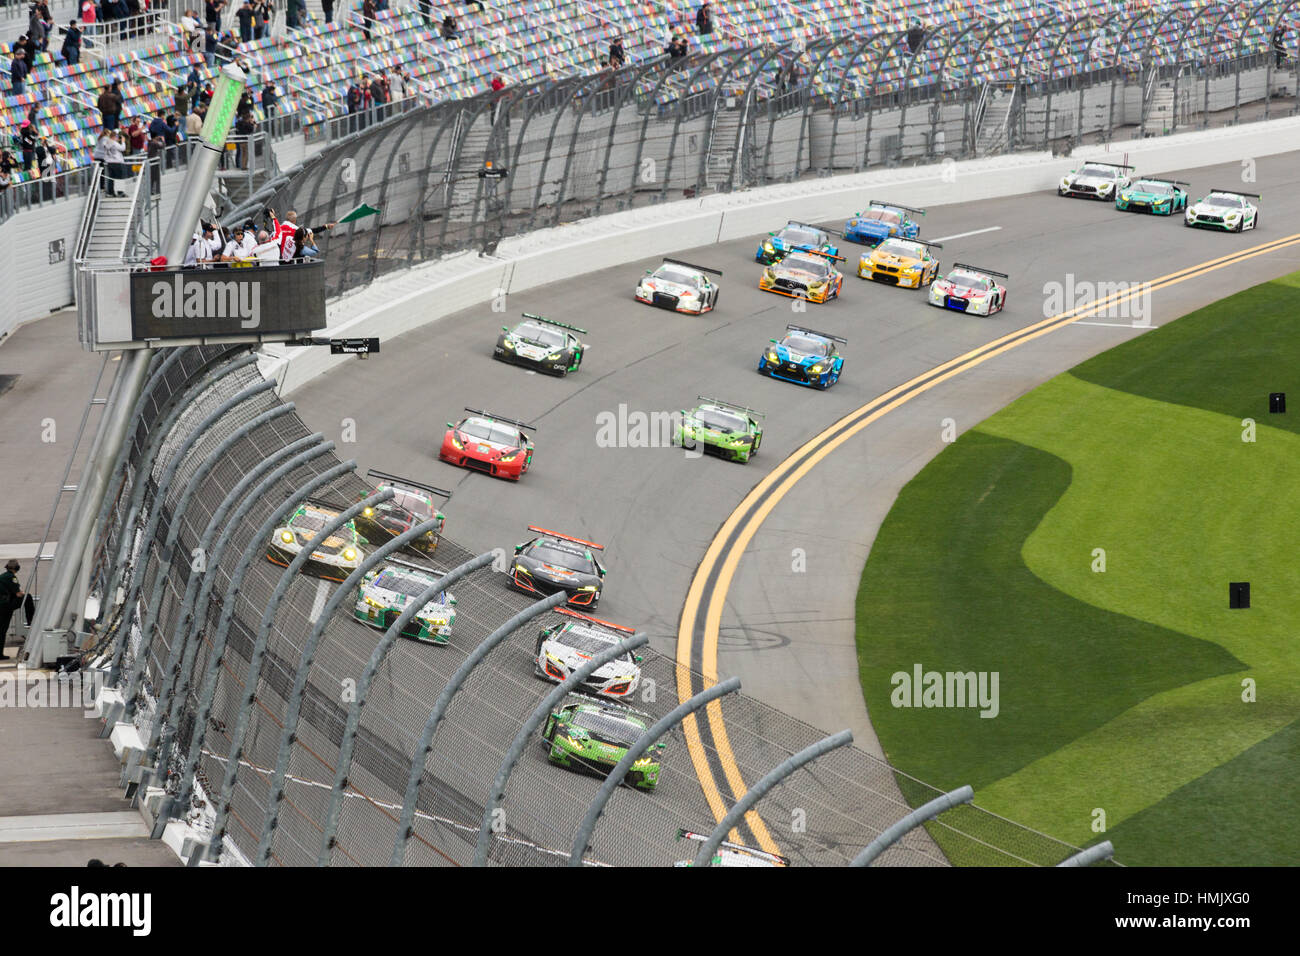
1184;189;1259;232
635;258;722;314
1058;161;1133;201
533;610;642;699
928;263;1008;316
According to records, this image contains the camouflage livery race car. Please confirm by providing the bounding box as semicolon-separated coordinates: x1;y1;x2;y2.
1114;178;1189;215
1057;160;1133;200
354;558;457;644
542;694;663;790
758;249;845;303
1184;188;1260;231
673;397;764;463
928;263;1008;316
635;258;722;314
843;200;924;246
758;325;846;389
534;608;641;698
494;313;586;376
673;828;791;867
510;526;607;608
438;408;535;481
858;238;942;288
755;221;840;264
354;470;449;555
266;501;365;582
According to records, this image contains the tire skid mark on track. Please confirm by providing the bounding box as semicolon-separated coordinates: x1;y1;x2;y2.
678;230;1300;857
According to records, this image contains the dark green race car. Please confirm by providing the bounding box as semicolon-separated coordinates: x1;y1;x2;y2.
1114;178;1189;215
673;397;764;463
542;695;663;790
494;313;586;376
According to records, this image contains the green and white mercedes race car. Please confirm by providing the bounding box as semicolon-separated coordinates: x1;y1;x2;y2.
354;558;457;644
1184;188;1259;231
542;694;663;790
673;397;764;463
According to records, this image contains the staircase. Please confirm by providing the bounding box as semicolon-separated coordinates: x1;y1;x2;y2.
703;102;743;190
81;190;138;264
975;86;1015;155
1145;83;1175;134
446;115;494;222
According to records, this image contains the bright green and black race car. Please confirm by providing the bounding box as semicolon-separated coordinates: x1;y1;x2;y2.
493;313;586;376
673;397;764;463
1114;177;1189;215
542;694;663;790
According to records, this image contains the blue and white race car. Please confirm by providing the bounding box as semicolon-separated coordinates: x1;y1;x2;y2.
1184;189;1259;232
843;200;924;246
755;221;840;265
757;325;846;389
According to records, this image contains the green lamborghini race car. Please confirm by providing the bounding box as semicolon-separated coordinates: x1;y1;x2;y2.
494;313;586;376
673;397;764;463
542;695;663;791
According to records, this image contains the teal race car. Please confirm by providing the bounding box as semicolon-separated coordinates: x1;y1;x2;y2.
1114;178;1189;215
673;397;764;463
755;221;840;265
542;694;663;790
354;558;457;644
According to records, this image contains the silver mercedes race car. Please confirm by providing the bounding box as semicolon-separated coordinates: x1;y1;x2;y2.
635;258;723;314
1184;189;1260;232
533;609;641;699
1058;161;1133;201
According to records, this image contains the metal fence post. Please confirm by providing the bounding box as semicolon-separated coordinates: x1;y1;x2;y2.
316;551;496;866
850;784;974;867
253;515;447;865
472;632;648;867
569;676;741;867
692;729;854;867
201;489;392;865
1056;840;1115;867
389;589;568;866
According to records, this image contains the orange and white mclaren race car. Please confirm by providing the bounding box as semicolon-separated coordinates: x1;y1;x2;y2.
757;249;845;303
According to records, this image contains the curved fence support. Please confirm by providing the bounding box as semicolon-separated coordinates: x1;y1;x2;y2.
850;784;974;867
316;551;497;866
568;676;741;867
200;488;392;865
1057;840;1115;867
389;589;569;866
254;515;448;865
693;729;854;867
473;632;648;867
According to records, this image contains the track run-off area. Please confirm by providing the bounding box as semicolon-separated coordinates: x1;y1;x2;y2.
290;151;1300;859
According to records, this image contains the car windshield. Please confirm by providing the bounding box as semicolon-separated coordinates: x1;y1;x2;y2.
378;488;433;517
655;268;699;287
948;271;990;290
374;569;437;597
1133;181;1173;195
863;208;902;224
571;710;642;747
778;226;821;245
531;543;595;573
695;407;747;432
1205;194;1243;207
514;323;565;348
557;626;634;661
291;510;330;532
459;418;521;445
782;256;830;276
1079;164;1120;178
878;240;919;258
783;335;830;356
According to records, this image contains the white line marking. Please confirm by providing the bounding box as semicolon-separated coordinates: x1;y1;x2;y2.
0;542;58;560
1073;321;1159;329
0;811;147;843
929;226;1003;242
308;579;330;623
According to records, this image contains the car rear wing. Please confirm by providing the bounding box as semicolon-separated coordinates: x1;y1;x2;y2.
867;199;926;215
464;407;537;430
786;324;848;344
301;495;347;514
557;607;637;633
1078;160;1133;169
662;257;723;277
1208;188;1260;198
520;312;588;334
696;396;766;418
909;239;944;250
1139;178;1190;188
802;248;847;262
784;219;841;238
951;263;1009;280
366;469;452;500
382;555;449;577
527;525;605;550
560;691;657;722
675;828;792;866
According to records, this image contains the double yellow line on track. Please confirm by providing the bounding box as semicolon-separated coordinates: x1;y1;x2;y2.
675;230;1300;856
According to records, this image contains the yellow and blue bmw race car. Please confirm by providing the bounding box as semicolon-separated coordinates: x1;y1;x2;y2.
857;238;942;288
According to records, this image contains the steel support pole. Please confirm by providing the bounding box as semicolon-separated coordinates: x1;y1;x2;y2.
316;551;496;866
568;677;741;867
389;590;568;866
472;632;648;867
254;515;447;865
692;729;854;867
850;784;974;867
1057;840;1115;867
201;490;391;865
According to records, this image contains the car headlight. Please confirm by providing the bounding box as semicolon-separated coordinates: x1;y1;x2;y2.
578;585;597;591
515;565;531;576
563;735;585;748
502;339;514;349
1098;182;1113;192
1060;177;1071;187
546;352;561;360
632;756;653;768
763;268;775;279
762;241;774;253
342;548;358;562
279;530;294;544
499;452;518;462
364;595;383;608
449;433;463;449
810;364;822;373
1226;212;1240;220
766;351;778;362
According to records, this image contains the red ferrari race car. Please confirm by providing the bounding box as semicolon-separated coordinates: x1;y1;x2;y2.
438;408;536;480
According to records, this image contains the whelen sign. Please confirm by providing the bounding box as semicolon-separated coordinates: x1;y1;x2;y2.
78;261;328;350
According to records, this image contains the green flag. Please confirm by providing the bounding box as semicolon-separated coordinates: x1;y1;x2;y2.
338;203;381;224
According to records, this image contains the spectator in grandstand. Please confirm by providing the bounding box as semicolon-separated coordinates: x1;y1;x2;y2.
322;0;334;24
145;133;164;191
295;226;319;259
417;0;430;27
285;0;305;29
394;65;414;100
205;0;225;30
204;25;220;66
175;83;191;119
695;2;712;36
906;19;927;56
93;128;127;196
220;222;257;264
1274;25;1288;67
256;0;273;39
235;1;254;42
361;0;376;40
80;0;96;25
98;79;124;129
29;8;48;53
372;71;390;120
441;13;458;41
233;108;255;168
61;19;83;65
10;49;29;96
608;34;625;68
666;32;688;59
282;220;334;259
187;105;205;138
184;221;221;266
18;121;37;171
0;163;11;206
250;228;281;265
126;115;149;153
261;80;278;118
180;8;201;48
0;150;18;180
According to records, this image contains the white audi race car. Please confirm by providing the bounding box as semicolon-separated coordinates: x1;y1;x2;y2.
533;609;642;699
635;258;722;314
1184;189;1259;232
928;263;1008;315
1058;161;1133;200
